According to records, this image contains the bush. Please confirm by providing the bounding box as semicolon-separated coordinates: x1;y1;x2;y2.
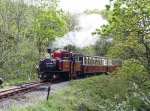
117;59;149;82
116;59;150;110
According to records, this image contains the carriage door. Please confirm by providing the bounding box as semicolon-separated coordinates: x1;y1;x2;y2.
69;54;76;79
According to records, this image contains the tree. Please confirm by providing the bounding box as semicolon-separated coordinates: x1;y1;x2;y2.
80;46;96;56
0;0;71;84
33;9;69;58
94;39;112;56
95;0;150;72
63;12;79;31
63;44;79;52
0;0;39;82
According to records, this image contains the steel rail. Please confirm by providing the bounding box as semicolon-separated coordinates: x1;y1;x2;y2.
0;81;48;99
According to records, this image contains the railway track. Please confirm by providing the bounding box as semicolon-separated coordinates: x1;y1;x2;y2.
0;81;49;100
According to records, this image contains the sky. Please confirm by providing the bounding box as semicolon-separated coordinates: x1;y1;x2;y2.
53;0;109;48
59;0;109;13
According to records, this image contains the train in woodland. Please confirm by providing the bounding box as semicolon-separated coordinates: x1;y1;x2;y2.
37;48;120;81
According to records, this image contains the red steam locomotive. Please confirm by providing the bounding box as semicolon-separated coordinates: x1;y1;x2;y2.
38;49;120;81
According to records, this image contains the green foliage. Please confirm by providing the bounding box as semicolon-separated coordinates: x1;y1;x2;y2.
0;0;71;85
95;0;150;72
116;60;150;110
80;46;96;56
94;39;112;56
34;9;69;57
63;44;79;52
34;10;68;41
0;0;38;84
118;59;149;81
0;38;38;85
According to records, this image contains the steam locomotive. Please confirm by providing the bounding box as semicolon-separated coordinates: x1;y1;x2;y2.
38;49;119;81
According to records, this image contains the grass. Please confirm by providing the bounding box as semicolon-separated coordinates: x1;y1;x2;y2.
8;60;150;111
1;75;37;87
11;73;150;111
10;75;124;111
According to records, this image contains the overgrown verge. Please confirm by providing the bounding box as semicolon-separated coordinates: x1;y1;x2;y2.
0;0;72;86
12;59;150;111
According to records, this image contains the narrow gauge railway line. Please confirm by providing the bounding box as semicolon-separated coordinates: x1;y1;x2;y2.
0;81;49;100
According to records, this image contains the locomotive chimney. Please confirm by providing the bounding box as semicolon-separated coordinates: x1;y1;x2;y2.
47;48;51;54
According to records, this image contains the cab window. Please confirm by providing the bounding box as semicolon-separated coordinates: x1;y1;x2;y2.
62;53;70;60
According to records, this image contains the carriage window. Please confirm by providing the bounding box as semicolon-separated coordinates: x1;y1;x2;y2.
97;59;99;65
102;59;105;65
72;55;82;62
93;58;96;65
98;58;101;65
95;58;98;65
91;57;94;65
90;57;92;64
100;59;103;65
79;56;83;61
86;57;89;64
84;57;86;64
89;57;93;65
93;58;95;64
83;57;85;64
88;57;90;64
62;53;70;60
74;56;79;61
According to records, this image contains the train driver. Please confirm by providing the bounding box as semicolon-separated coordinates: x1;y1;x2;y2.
45;48;52;59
